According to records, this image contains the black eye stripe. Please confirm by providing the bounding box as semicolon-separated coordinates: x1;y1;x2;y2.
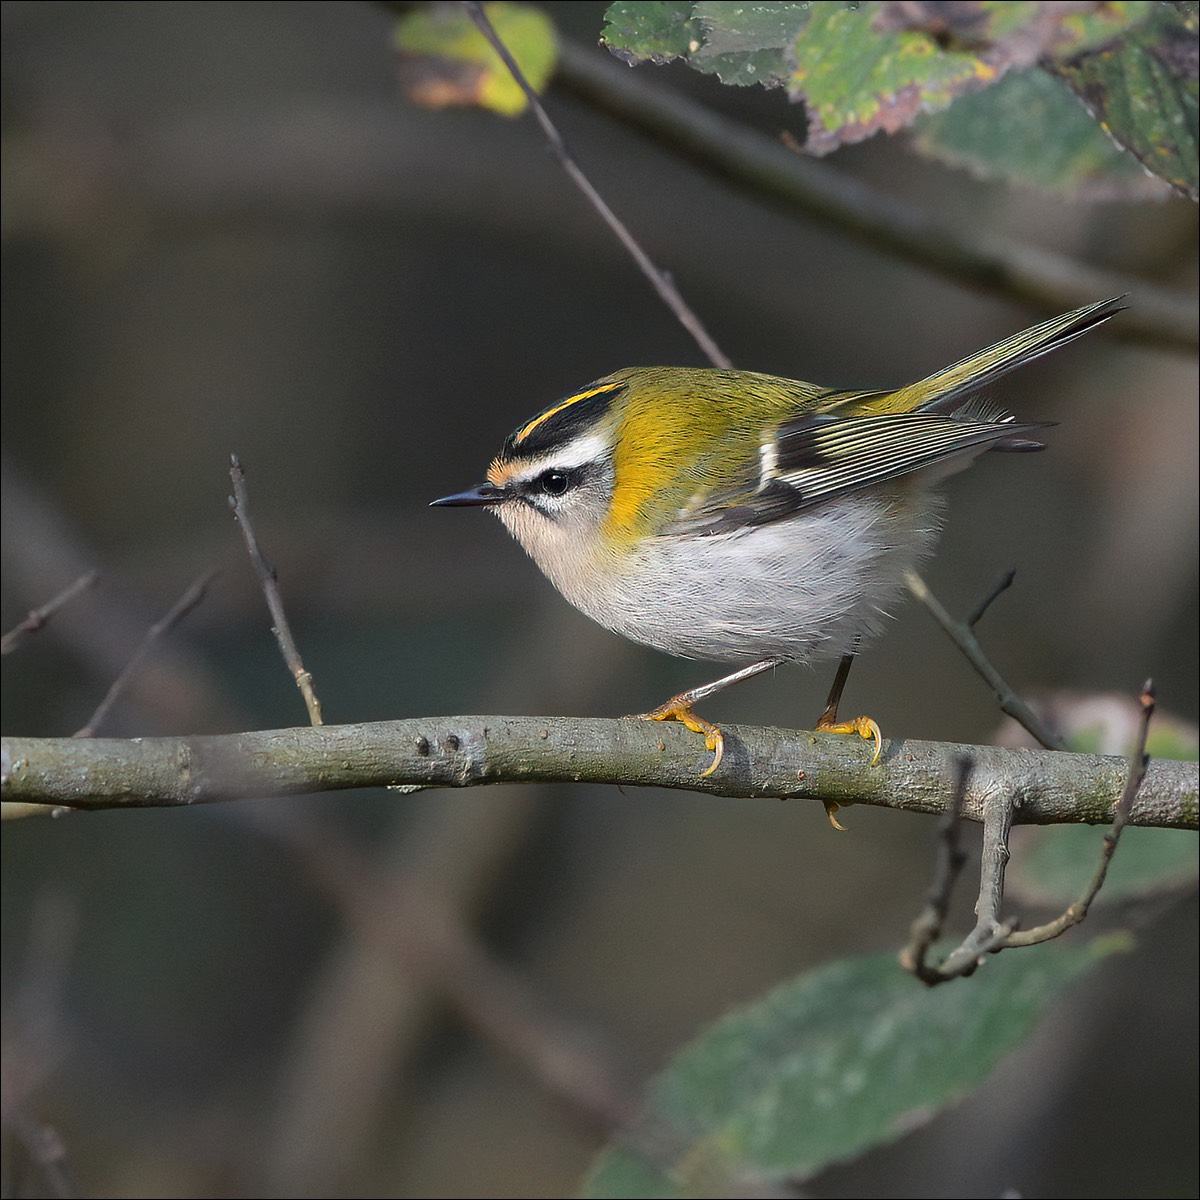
513;464;594;506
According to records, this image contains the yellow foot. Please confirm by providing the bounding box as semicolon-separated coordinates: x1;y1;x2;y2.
822;802;847;832
640;698;724;777
816;714;883;766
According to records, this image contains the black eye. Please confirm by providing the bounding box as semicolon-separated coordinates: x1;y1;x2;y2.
537;470;571;496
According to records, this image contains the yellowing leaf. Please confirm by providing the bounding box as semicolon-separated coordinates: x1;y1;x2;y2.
394;2;557;118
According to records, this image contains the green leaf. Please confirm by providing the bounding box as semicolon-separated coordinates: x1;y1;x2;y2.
601;1;711;67
789;4;998;154
394;2;557;118
602;1;805;85
1052;3;1199;200
912;67;1169;199
581;938;1127;1197
790;1;1154;155
601;2;1164;165
688;1;806;86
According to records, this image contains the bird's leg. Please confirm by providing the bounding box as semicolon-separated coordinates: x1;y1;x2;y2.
811;652;888;830
815;650;883;761
814;650;883;829
639;658;782;777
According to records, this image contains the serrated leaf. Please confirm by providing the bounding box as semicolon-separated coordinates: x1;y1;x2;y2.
602;2;1162;164
1052;3;1199;200
581;938;1126;1197
394;2;557;118
688;1;805;86
789;4;1001;154
601;1;706;65
791;2;1155;155
912;67;1170;198
602;1;806;85
874;1;1155;68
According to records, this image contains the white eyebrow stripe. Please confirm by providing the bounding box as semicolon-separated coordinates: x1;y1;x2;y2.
507;432;609;481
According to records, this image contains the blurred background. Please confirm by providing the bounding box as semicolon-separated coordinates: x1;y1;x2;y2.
2;3;1196;1197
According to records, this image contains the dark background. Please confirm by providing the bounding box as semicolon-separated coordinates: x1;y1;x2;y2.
2;3;1196;1197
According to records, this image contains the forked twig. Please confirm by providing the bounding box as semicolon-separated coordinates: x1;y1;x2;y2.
904;568;1066;751
899;755;973;981
902;681;1159;984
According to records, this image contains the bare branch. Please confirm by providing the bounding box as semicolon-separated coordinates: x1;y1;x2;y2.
900;681;1165;984
3;718;1195;828
965;568;1016;630
902;757;1023;984
1;571;98;656
922;793;1022;982
228;454;324;726
899;755;972;981
904;568;1067;751
72;573;214;739
464;2;731;368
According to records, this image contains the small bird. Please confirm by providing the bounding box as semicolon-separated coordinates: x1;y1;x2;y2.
433;297;1124;778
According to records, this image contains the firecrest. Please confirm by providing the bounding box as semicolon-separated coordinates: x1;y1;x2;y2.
433;297;1124;778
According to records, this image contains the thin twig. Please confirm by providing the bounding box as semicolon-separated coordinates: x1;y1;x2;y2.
901;681;1161;982
966;568;1016;629
1;570;99;656
899;755;972;981
904;568;1066;751
902;772;1023;985
972;792;1019;943
928;792;1021;981
463;2;731;368
900;753;1021;984
228;454;324;727
1004;681;1156;947
72;572;214;739
553;37;1197;353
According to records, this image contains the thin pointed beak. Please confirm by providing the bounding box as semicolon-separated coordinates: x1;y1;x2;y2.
430;483;506;508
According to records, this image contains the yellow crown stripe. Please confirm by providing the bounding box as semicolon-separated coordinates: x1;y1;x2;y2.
514;384;621;446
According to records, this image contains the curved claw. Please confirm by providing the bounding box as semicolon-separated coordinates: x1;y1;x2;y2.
640;698;725;777
817;714;883;765
698;728;724;778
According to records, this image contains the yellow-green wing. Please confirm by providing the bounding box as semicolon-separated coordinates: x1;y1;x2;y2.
667;297;1124;535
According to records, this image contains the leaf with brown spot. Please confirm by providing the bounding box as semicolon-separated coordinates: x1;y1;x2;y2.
1052;2;1199;200
394;2;557;118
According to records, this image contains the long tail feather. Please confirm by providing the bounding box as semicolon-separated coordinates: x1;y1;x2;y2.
882;296;1127;415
